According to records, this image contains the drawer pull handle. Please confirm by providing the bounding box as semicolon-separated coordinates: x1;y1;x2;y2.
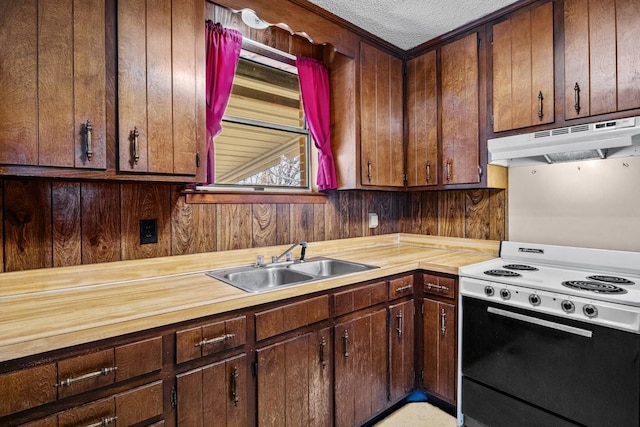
85;120;93;161
196;333;235;347
56;366;117;387
86;416;117;427
396;311;403;337
231;366;239;406
319;336;327;368
441;309;447;336
426;283;449;292
342;330;349;357
395;285;412;293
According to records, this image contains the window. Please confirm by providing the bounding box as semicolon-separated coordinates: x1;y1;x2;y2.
211;43;311;190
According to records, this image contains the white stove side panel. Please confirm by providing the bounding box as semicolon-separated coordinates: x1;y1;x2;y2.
508;156;640;252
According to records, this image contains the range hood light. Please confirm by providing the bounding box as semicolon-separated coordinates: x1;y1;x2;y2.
488;116;640;166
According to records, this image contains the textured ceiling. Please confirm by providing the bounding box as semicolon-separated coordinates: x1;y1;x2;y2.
306;0;519;50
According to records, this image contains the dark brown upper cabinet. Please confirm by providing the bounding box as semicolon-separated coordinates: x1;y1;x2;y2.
492;1;554;132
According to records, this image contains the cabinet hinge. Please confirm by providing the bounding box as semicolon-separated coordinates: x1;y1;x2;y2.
170;386;177;408
421;302;424;316
490;115;494;127
478;165;483;178
421;370;424;381
196;152;201;168
252;360;258;377
490;34;493;45
477;37;482;48
403;173;408;183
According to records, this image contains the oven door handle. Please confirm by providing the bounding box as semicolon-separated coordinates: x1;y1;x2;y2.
487;306;593;338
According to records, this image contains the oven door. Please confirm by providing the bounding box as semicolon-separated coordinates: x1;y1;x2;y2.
461;296;640;427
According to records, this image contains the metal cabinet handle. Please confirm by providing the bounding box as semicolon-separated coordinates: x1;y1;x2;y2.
395;285;412;294
56;366;117;388
440;309;447;336
86;416;117;427
319;336;327;368
132;127;140;164
446;160;452;182
574;82;581;114
537;91;544;119
396;311;403;337
342;330;349;357
426;282;449;292
231;366;239;407
367;160;372;182
85;120;93;161
426;161;431;183
195;333;235;347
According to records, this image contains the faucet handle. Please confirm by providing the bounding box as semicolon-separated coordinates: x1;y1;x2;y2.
256;255;265;267
285;252;293;262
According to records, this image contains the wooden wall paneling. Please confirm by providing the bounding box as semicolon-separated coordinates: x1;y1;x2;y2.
348;191;365;238
252;203;277;247
276;204;291;245
338;191;351;238
464;190;490;240
437;191;465;238
170;185;217;255
365;192;396;236
313;203;326;242
290;203;314;243
616;0;640;111
81;182;121;264
120;183;171;260
52;182;82;267
38;0;74;167
0;2;38;165
4;180;53;272
323;191;341;241
489;189;506;241
588;0;617;115
394;192;412;233
0;181;3;272
217;204;252;251
421;191;438;236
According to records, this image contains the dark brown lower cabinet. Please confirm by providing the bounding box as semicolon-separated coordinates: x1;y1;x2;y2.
389;300;415;402
334;308;388;427
256;328;332;427
423;298;456;404
176;354;248;427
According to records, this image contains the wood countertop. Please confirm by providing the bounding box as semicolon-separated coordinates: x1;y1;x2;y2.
0;234;499;363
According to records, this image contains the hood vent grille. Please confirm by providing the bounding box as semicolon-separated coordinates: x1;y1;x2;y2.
488;116;640;166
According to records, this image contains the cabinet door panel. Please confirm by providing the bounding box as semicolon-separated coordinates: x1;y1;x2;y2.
439;302;456;402
510;12;532;130
0;2;38;165
389;300;415;401
564;0;590;119
422;298;439;394
57;398;114;427
589;0;617;116
492;19;513;132
203;356;247;427
115;381;163;426
530;2;554;125
616;0;640;111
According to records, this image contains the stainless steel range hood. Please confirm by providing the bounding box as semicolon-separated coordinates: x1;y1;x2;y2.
488;116;640;166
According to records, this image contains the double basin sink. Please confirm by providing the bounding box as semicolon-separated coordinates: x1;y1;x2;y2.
206;257;378;293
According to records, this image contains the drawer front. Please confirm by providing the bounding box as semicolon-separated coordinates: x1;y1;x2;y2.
423;274;456;299
115;337;163;381
115;381;163;426
256;295;329;341
57;349;115;399
0;363;57;417
389;275;414;300
333;281;387;317
57;397;114;427
176;315;247;363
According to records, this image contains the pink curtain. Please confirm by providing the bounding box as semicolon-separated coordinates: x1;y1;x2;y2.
297;56;338;191
205;21;242;184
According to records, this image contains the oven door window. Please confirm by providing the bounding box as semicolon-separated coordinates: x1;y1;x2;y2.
462;296;640;427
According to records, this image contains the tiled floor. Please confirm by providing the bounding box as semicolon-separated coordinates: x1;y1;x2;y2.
374;402;457;426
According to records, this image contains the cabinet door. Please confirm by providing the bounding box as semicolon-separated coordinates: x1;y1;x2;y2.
493;2;554;131
0;0;106;168
359;42;404;188
565;0;640;118
389;300;415;402
441;33;480;185
334;308;388;427
423;299;456;404
176;354;248;427
118;0;203;177
257;329;332;427
406;50;438;187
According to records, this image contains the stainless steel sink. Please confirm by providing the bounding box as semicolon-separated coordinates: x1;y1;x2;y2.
206;257;378;293
287;258;376;277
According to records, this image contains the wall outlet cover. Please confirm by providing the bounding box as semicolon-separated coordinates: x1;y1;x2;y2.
140;219;158;244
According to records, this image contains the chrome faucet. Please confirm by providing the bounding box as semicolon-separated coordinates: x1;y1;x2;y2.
271;241;307;264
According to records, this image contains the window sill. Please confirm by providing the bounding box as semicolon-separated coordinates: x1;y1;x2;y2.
183;189;328;204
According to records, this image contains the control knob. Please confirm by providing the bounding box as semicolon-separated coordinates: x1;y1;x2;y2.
499;289;511;300
484;286;495;297
583;304;598;318
528;294;541;306
561;300;575;313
